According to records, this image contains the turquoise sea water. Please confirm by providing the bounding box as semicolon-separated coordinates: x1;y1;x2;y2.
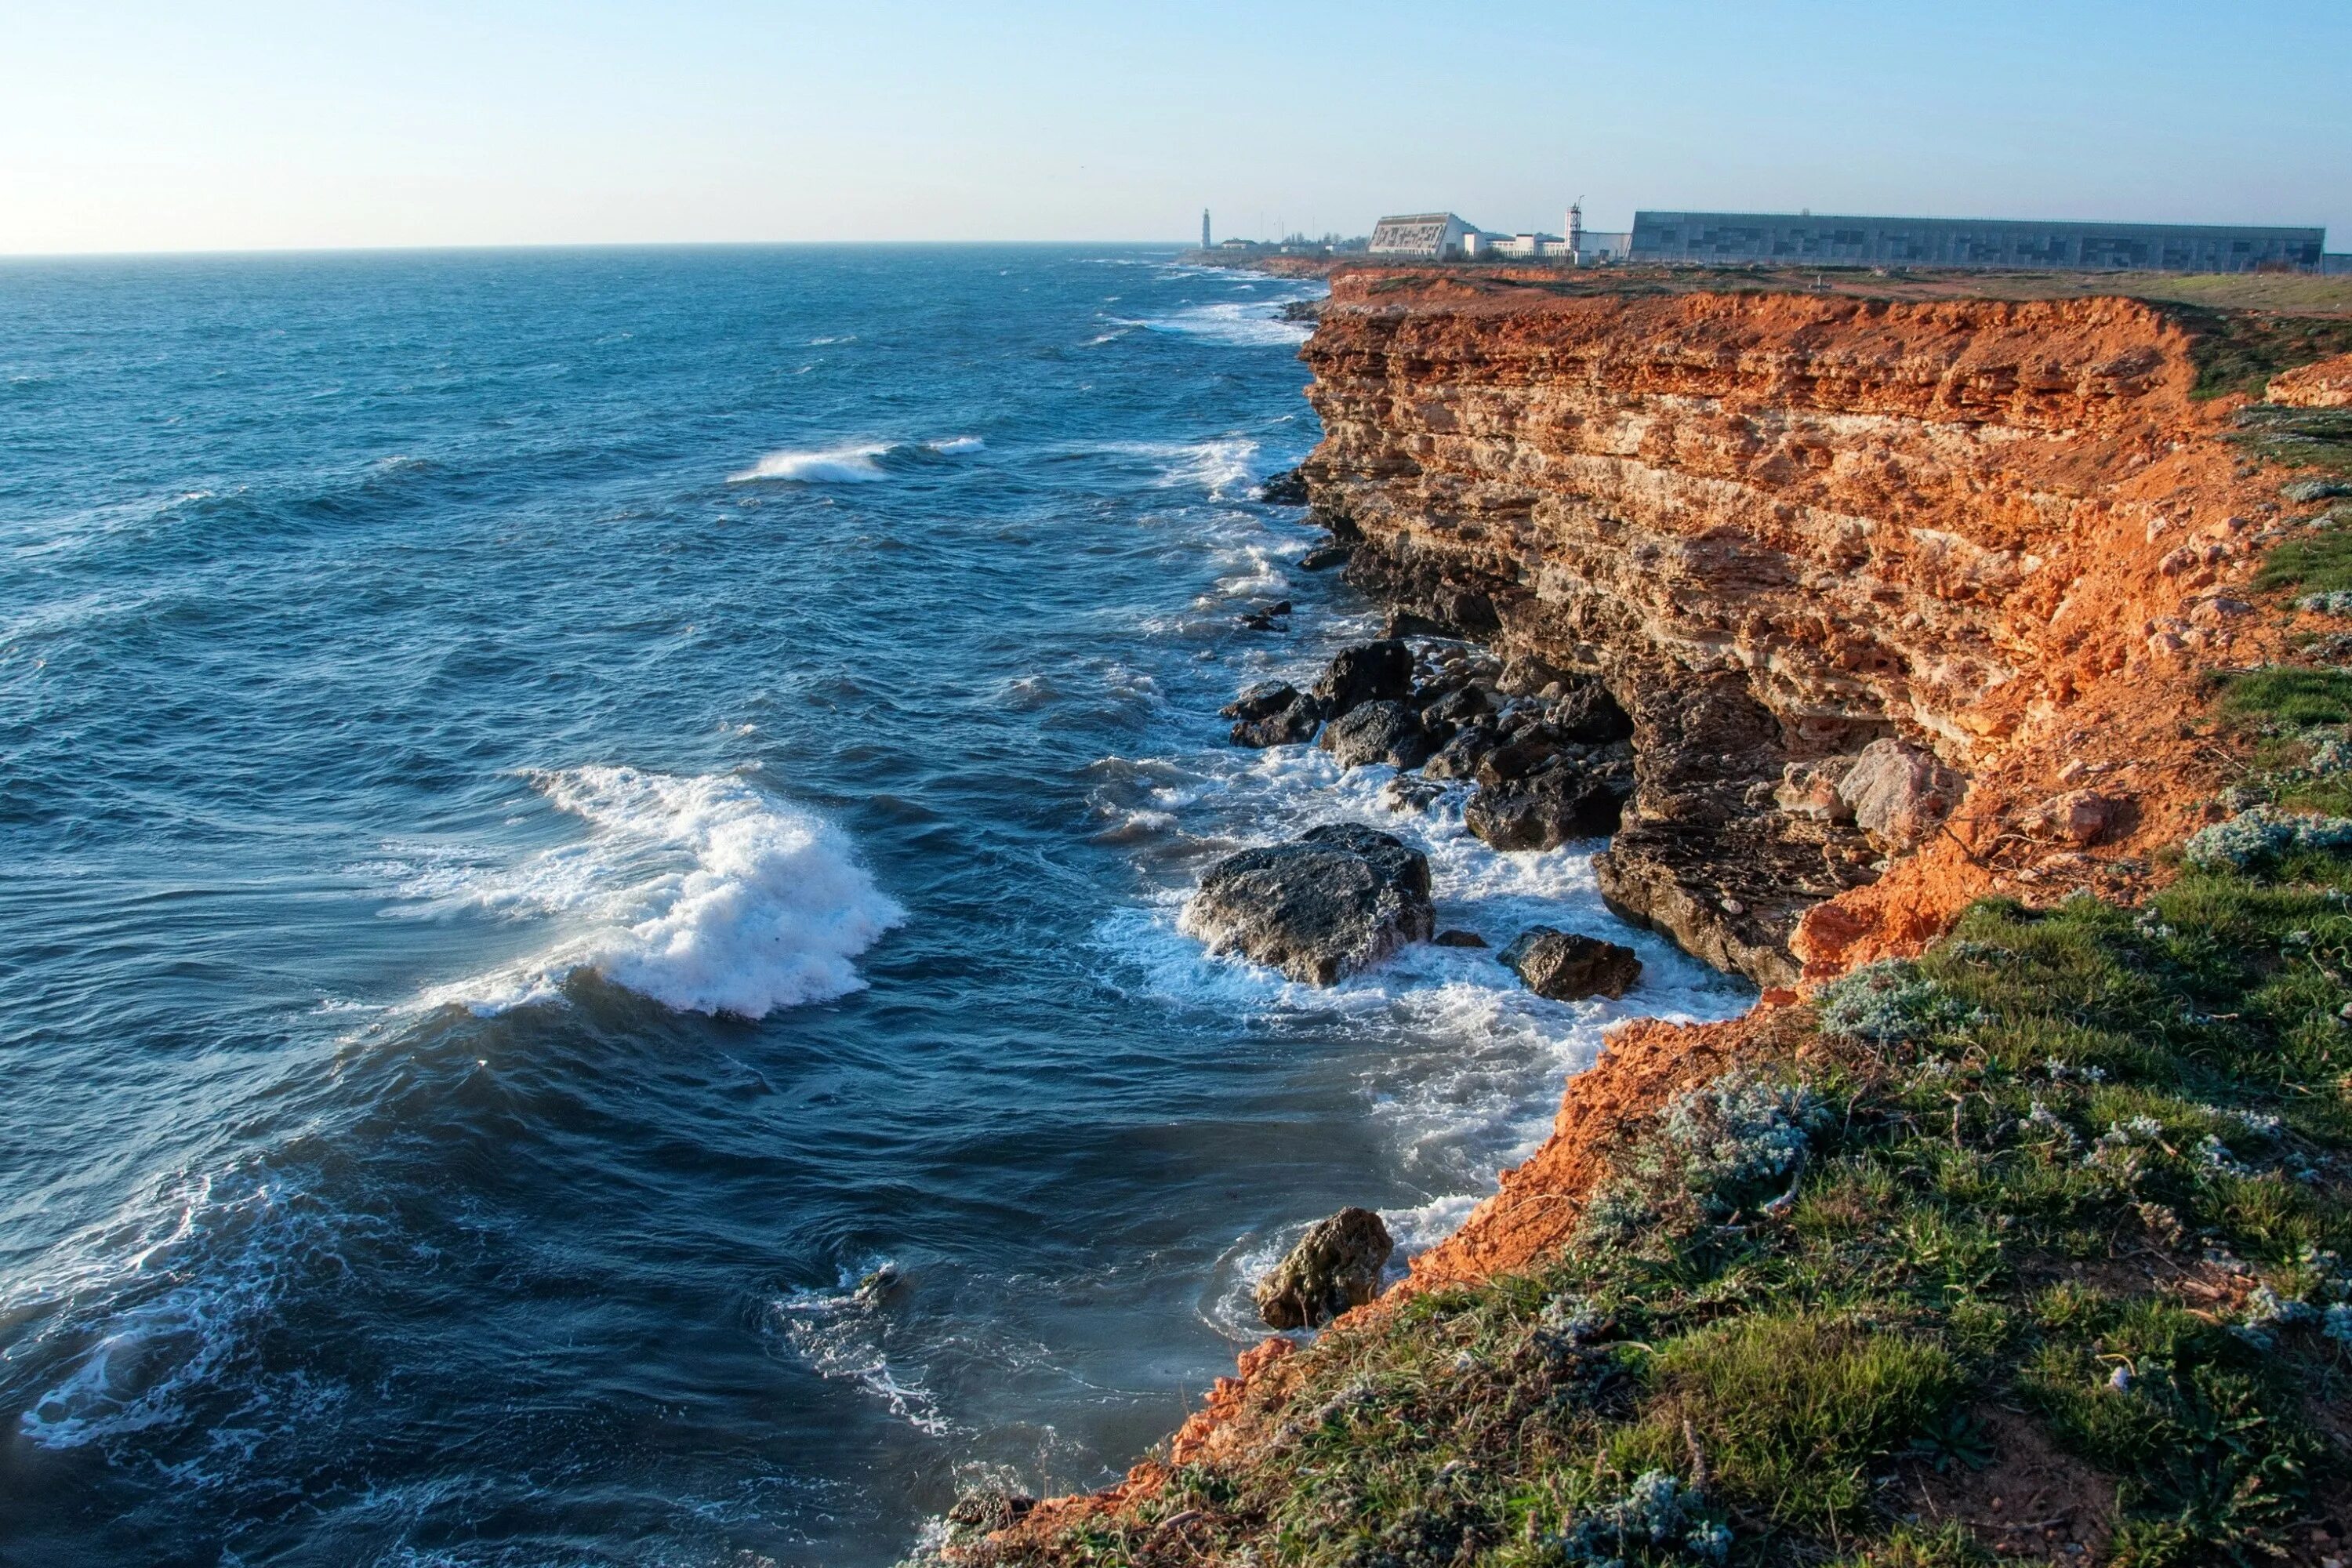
0;246;1746;1565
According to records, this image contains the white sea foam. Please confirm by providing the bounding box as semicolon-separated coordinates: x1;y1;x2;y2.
411;766;905;1020
9;1166;350;1460
1108;437;1261;499
728;435;985;483
728;444;891;484
1135;300;1314;348
768;1262;957;1437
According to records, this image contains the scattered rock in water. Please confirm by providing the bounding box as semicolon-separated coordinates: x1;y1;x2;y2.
1499;927;1642;1000
1237;599;1293;632
1423;724;1501;781
1838;739;1965;851
1254;1207;1394;1330
1183;824;1435;985
1223;681;1324;747
1319;699;1433;770
1298;542;1352;572
1312;639;1414;717
1432;928;1489;948
1465;768;1626;850
1381;775;1445;811
1257;468;1311;506
853;1264;906;1307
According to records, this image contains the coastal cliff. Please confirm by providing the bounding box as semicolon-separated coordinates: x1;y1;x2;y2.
958;274;2352;1566
1303;278;2291;989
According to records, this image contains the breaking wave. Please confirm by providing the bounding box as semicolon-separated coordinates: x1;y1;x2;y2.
727;437;983;484
412;766;905;1019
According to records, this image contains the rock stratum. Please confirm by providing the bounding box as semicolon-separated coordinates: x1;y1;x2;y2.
958;272;2352;1563
1302;277;2294;991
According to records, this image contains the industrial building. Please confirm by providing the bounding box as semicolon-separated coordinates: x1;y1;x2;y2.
1369;213;1477;259
1628;212;2328;272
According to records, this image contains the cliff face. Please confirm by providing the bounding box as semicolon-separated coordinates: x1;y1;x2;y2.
1301;277;2288;986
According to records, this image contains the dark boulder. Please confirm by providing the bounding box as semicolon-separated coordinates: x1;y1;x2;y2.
1183;824;1435;985
1319;699;1433;771
1465;768;1626;850
1549;679;1634;743
1298;542;1352;572
1254;1207;1394;1330
1432;928;1490;949
1224;681;1324;747
1257;468;1311;506
1222;681;1300;721
1500;927;1642;1000
1422;724;1501;782
1312;640;1414;717
1417;683;1492;731
1237;598;1293;632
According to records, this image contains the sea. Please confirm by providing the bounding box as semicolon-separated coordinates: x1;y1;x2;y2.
0;245;1751;1566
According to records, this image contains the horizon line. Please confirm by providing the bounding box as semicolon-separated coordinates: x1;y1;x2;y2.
0;238;1217;264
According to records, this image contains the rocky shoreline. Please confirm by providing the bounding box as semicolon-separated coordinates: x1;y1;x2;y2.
932;276;2352;1565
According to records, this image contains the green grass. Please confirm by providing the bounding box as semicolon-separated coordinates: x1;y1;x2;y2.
2166;307;2352;401
2232;404;2352;477
2254;523;2352;595
966;848;2352;1568
2212;665;2352;726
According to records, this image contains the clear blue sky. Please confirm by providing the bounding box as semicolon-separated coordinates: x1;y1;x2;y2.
3;0;2346;255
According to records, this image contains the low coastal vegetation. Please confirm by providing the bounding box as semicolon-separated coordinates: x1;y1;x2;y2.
964;673;2352;1566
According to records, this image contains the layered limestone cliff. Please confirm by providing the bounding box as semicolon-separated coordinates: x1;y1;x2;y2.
1300;276;2292;989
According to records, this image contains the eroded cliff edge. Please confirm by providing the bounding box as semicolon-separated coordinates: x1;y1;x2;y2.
956;278;2352;1563
1303;278;2283;996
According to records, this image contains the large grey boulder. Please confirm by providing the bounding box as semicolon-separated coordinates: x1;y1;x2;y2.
1254;1207;1394;1330
1319;699;1433;770
1500;927;1642;1000
1182;824;1435;984
1838;739;1965;851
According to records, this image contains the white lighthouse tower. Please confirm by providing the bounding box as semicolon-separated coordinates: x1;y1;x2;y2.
1202;209;1212;250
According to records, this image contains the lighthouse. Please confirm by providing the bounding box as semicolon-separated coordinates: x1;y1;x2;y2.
1202;209;1212;249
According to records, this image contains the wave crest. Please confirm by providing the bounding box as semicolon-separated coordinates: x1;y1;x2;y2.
418;767;906;1019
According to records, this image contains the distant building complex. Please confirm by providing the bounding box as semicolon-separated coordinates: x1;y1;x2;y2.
1628;212;2327;273
1263;201;2339;275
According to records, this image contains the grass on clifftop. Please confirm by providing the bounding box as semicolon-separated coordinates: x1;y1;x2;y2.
963;771;2352;1566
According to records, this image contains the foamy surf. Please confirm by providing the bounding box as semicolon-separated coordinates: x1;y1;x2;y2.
768;1262;957;1437
728;437;986;482
412;766;905;1020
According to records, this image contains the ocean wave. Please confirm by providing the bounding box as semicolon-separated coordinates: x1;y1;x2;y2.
1133;300;1313;348
728;444;892;484
7;1165;352;1464
412;766;905;1020
1105;437;1261;499
728;436;986;484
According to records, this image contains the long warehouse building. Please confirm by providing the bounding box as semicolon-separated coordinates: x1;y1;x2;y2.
1630;212;2326;272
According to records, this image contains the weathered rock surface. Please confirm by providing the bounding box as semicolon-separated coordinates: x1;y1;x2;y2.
1254;1207;1394;1330
1499;927;1642;1000
1432;928;1489;948
1223;681;1323;748
1257;467;1311;505
1464;767;1625;850
1318;699;1432;770
2021;788;2122;847
1838;739;1966;852
1182;824;1435;984
1312;640;1414;717
2269;354;2352;411
1294;276;2273;982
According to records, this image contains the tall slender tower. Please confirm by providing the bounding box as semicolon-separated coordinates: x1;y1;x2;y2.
1202;209;1212;249
1567;203;1584;253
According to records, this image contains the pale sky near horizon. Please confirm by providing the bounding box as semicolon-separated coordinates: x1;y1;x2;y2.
3;0;2347;256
